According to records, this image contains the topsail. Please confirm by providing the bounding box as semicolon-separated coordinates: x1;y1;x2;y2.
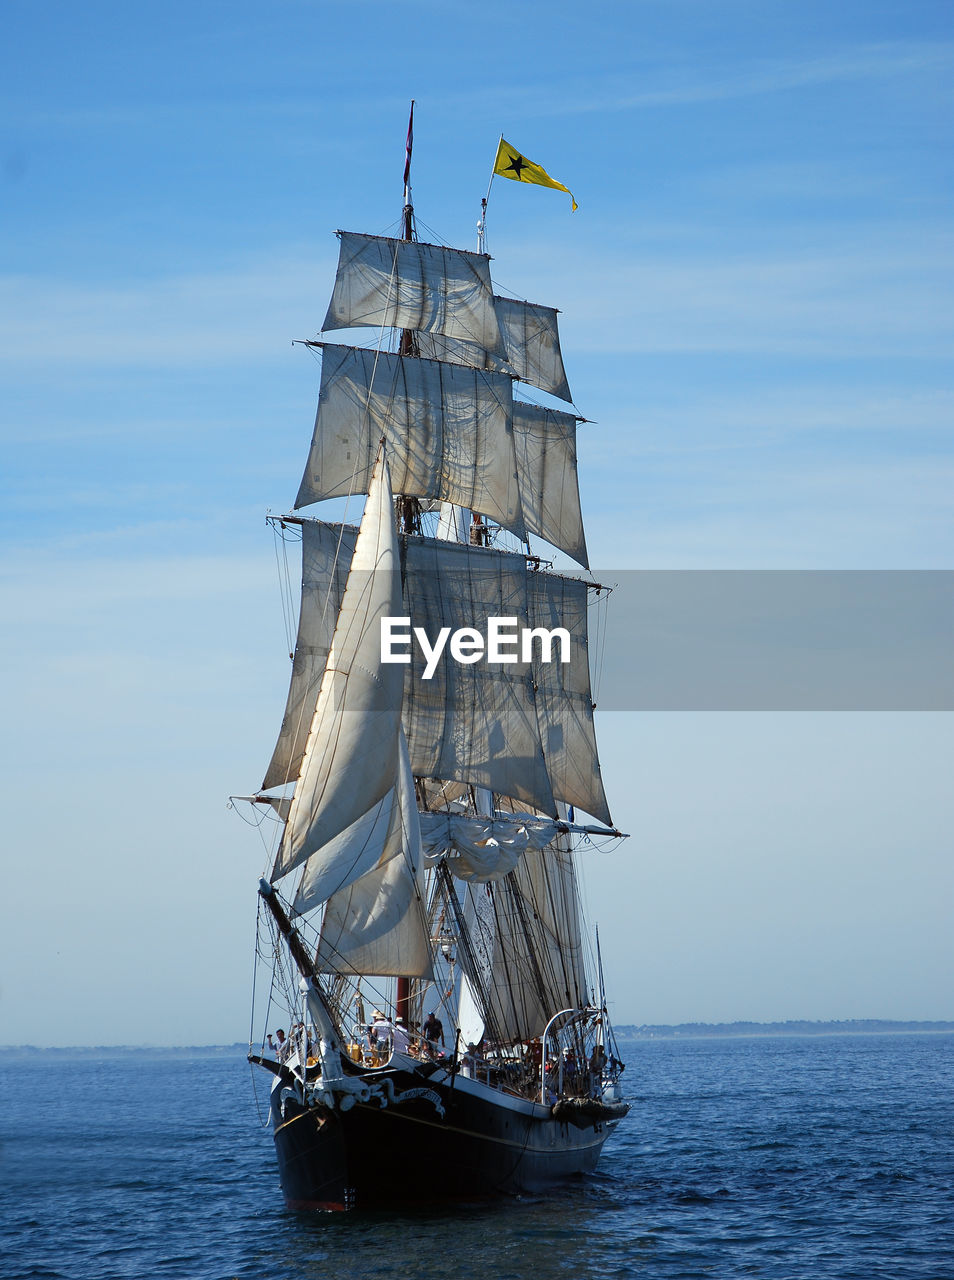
322;231;503;352
295;345;587;565
417;296;572;403
295;344;523;540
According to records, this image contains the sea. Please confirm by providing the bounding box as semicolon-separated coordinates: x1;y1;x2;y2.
2;1033;951;1280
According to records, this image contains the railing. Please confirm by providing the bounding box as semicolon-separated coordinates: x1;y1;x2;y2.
539;1006;597;1104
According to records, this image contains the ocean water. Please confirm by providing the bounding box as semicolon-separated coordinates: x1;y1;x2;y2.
2;1034;951;1279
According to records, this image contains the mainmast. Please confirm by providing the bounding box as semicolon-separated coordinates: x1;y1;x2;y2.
397;100;417;1026
396;100;421;534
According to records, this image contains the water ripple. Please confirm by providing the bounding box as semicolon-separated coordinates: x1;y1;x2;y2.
2;1035;952;1279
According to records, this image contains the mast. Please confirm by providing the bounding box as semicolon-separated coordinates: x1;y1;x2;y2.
477;133;500;254
398;99;416;360
396;101;421;536
396;98;416;1026
258;878;318;984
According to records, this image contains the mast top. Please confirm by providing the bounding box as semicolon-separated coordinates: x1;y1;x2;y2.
402;100;416;242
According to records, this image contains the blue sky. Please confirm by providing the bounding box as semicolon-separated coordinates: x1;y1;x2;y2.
1;1;951;1044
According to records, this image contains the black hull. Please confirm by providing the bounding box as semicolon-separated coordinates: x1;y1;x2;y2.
267;1060;626;1211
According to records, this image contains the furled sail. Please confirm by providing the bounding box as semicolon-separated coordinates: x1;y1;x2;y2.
265;521;612;824
294;345;525;541
420;812;559;882
322;230;503;352
314;735;432;977
271;452;403;881
417;297;572;403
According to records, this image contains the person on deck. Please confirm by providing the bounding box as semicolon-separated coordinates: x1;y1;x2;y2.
391;1017;411;1054
370;1011;393;1060
461;1042;481;1079
588;1044;607;1096
421;1011;445;1059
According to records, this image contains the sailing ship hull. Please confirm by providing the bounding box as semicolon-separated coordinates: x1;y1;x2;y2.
269;1062;625;1211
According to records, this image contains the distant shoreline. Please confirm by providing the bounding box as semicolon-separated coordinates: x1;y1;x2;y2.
615;1019;954;1041
2;1020;953;1054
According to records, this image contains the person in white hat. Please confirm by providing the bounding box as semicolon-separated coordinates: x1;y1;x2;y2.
370;1010;393;1060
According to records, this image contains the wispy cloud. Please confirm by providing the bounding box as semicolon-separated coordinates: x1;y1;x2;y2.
589;41;954;112
507;227;954;358
16;40;949;138
2;221;950;372
0;247;336;368
433;40;954;120
583;453;954;570
586;387;954;444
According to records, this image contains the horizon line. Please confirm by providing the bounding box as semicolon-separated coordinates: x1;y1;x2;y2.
4;1017;954;1052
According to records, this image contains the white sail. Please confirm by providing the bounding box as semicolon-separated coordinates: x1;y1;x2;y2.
294;345;524;540
403;538;610;822
417;297;572;403
314;734;432;977
272;452;402;881
436;501;469;542
526;570;610;825
512;402;588;568
290;787;396;915
294;343;586;563
400;534;556;814
457;880;497;1049
420;813;558;882
265;521;612;824
482;830;588;1044
495;298;571;403
322;230;503;352
261;526;351;791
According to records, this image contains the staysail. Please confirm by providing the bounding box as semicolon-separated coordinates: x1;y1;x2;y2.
272;451;403;881
313;734;433;977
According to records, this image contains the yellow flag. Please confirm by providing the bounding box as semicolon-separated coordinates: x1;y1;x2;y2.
492;138;578;211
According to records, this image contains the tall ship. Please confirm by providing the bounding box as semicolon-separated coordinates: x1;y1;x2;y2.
242;120;629;1210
